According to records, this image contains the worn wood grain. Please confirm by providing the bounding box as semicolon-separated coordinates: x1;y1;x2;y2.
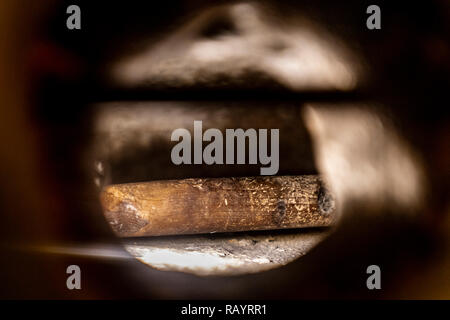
100;175;335;237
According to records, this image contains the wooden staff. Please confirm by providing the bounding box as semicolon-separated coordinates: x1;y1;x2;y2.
100;175;335;237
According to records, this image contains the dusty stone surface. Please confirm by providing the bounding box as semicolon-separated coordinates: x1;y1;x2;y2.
123;229;328;276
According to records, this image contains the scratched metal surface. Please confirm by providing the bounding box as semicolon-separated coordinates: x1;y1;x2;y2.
101;176;335;237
